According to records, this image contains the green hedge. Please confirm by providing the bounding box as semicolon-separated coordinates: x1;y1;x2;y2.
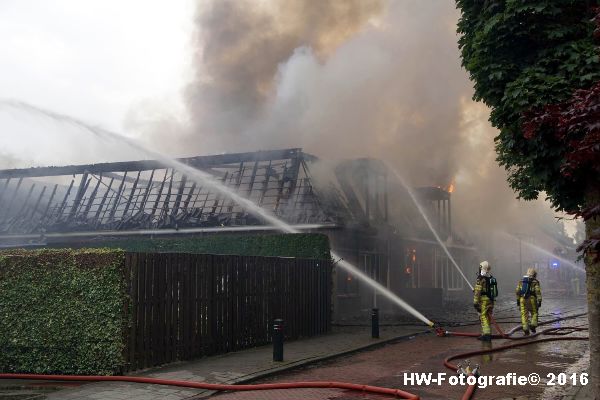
73;233;331;260
0;249;127;375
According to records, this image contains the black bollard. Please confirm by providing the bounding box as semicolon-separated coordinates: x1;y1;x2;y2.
273;318;284;361
371;308;380;338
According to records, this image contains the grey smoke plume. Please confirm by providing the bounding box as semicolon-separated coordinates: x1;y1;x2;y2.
146;0;572;248
183;0;383;152
177;1;469;186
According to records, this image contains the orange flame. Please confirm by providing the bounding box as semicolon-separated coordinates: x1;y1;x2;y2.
447;183;455;193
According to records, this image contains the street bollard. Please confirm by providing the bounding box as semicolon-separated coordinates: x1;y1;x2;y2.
371;308;379;338
273;318;284;361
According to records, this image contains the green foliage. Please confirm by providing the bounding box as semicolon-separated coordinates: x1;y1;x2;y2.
0;249;127;375
456;0;600;213
66;233;331;260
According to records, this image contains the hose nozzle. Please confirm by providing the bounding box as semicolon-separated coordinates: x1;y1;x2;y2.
430;322;447;337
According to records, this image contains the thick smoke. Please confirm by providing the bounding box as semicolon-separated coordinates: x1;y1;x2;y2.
169;0;574;254
181;0;383;153
177;1;474;187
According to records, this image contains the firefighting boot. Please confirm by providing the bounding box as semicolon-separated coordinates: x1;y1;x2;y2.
530;326;537;334
523;330;530;336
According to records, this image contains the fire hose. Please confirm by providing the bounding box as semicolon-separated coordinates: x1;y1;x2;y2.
0;374;420;399
444;331;589;400
437;311;589;400
0;314;588;400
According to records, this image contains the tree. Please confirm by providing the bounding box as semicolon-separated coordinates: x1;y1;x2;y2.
456;0;600;393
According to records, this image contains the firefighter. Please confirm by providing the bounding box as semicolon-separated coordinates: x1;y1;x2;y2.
516;267;542;335
473;261;498;341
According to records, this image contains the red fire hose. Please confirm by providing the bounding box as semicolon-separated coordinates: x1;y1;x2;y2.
0;373;420;399
443;325;589;400
460;383;477;400
0;315;588;400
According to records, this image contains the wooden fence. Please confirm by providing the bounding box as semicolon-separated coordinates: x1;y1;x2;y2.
123;253;332;371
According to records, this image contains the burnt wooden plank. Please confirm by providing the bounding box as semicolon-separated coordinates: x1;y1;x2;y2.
55;178;74;219
181;181;196;212
159;171;175;222
123;171;141;216
258;161;273;207
68;172;90;218
93;177;114;224
226;162;245;213
273;161;288;213
108;172;128;222
28;185;46;219
15;183;35;218
246;161;260;197
150;169;169;218
210;172;228;216
39;184;58;223
171;175;187;217
82;174;103;218
138;169;155;214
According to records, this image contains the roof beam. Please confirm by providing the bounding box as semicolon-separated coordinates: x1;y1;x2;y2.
0;148;306;178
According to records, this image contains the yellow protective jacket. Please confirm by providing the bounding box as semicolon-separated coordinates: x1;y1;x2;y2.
515;277;542;303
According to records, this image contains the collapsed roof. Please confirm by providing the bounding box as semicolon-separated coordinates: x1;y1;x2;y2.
0;148;401;240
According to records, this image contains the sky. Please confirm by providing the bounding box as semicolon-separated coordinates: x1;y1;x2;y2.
0;0;194;166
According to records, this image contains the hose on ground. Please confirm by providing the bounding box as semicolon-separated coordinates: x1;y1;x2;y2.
443;325;589;400
0;313;589;400
0;373;420;399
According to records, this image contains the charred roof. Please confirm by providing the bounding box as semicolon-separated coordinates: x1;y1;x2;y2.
0;148;395;240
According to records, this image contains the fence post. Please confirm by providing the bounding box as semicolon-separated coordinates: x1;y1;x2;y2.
371;308;379;339
273;318;284;361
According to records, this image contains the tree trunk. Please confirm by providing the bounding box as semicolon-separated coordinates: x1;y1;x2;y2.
584;187;600;398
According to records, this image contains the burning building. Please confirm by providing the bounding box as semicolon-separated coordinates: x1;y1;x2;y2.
0;148;476;318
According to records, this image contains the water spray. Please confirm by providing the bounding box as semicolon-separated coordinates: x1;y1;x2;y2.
387;167;473;291
501;232;585;273
0;100;435;327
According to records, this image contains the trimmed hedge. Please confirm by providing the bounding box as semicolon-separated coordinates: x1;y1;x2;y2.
0;249;127;375
73;233;331;260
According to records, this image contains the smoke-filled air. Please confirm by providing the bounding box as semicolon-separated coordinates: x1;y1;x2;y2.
132;0;577;254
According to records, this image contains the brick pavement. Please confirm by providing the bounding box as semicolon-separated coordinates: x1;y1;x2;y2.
43;325;427;400
209;299;590;400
